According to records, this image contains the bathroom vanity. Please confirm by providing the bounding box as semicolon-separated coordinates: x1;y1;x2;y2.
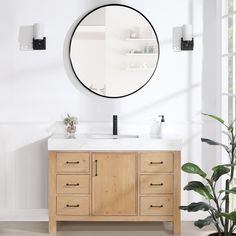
48;135;181;234
49;2;181;234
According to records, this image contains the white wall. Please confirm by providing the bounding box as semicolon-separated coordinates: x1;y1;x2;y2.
0;0;220;221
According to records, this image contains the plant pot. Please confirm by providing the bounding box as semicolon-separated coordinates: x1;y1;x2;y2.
66;125;77;138
208;233;236;236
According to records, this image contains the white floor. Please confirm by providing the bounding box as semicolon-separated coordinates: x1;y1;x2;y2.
0;222;215;236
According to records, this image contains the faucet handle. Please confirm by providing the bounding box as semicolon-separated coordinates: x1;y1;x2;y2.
158;115;165;122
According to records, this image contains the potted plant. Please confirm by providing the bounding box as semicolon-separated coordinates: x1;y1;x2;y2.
63;113;78;138
180;113;236;236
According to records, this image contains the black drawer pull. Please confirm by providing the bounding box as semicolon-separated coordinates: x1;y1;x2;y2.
66;161;80;164
150;205;163;208
150;161;163;165
150;183;163;186
66;204;80;208
66;183;80;186
95;160;98;176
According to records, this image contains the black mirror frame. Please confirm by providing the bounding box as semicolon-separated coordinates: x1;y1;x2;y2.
69;4;160;99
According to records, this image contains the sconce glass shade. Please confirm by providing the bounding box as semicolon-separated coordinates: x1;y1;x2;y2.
182;24;192;41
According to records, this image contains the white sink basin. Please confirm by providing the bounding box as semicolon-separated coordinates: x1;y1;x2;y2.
88;134;139;139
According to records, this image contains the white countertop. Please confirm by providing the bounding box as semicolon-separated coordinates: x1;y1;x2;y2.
48;134;182;151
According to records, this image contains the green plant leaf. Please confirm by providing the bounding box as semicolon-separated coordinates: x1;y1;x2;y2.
228;118;236;131
194;216;214;228
180;202;214;212
201;138;230;153
205;185;212;195
182;163;207;178
221;212;236;222
222;195;227;201
64;117;70;125
223;187;236;194
211;165;230;182
202;113;225;125
184;181;213;200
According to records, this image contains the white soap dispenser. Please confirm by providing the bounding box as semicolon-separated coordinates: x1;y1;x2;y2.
150;115;165;138
157;115;165;138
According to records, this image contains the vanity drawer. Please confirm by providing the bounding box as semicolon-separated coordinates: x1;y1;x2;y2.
140;152;173;173
140;196;173;216
57;175;90;194
57;152;90;172
57;196;90;215
140;174;173;194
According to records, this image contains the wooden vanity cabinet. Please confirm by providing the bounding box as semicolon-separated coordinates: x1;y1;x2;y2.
48;151;180;234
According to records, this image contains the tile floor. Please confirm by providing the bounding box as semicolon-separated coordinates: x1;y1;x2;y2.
0;221;215;236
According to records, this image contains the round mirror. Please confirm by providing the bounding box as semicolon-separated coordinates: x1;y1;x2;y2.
69;4;160;98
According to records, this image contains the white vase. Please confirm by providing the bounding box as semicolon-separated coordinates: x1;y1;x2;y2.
66;125;77;138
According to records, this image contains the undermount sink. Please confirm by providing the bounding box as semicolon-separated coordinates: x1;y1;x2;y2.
88;134;139;139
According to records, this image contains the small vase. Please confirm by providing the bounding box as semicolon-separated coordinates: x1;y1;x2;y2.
66;125;77;138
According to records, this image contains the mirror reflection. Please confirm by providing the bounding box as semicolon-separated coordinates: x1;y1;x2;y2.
69;5;159;98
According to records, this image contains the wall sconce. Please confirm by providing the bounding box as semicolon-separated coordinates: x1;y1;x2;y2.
181;24;193;50
18;23;46;51
33;23;46;50
172;24;194;52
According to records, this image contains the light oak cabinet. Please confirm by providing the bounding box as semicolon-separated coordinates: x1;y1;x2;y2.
48;151;180;234
92;153;137;216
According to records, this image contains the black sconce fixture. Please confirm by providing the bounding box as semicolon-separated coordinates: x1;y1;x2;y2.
181;37;194;50
33;23;46;50
181;24;194;51
173;24;194;52
33;37;46;50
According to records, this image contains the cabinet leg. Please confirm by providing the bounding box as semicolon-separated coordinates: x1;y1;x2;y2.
173;220;181;234
49;218;57;234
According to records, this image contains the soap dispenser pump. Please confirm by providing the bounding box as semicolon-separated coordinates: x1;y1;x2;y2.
159;115;165;123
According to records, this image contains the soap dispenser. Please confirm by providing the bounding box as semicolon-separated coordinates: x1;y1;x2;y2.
150;115;165;138
158;115;165;138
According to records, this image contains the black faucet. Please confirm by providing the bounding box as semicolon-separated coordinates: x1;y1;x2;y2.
158;115;165;122
113;115;118;135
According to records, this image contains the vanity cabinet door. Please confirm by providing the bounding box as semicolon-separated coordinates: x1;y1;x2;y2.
92;153;137;215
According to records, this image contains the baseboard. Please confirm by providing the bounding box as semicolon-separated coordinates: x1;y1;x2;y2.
0;209;207;222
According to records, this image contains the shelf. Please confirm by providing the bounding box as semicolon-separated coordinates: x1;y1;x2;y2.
126;38;156;41
125;53;158;56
